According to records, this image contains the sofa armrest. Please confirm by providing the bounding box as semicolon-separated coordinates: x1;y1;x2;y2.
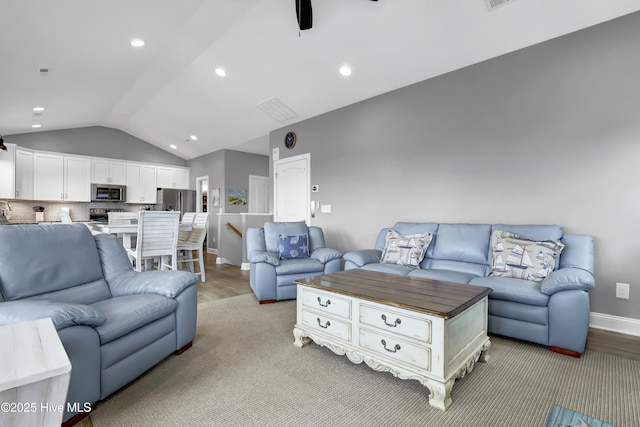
0;300;106;330
343;249;382;268
310;247;343;264
540;268;596;296
108;270;197;298
247;250;280;266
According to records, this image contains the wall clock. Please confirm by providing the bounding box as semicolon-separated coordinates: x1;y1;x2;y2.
284;131;297;149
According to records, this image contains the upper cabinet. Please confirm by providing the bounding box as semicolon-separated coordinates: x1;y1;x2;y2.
15;148;34;200
92;159;126;185
10;146;189;203
126;163;157;204
157;166;191;189
34;152;90;202
0;143;16;199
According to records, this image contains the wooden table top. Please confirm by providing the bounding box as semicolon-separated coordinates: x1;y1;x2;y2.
295;269;491;319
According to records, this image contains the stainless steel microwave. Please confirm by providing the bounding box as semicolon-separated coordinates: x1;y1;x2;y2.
91;184;126;202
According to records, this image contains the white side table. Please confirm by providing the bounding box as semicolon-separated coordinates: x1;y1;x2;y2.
0;318;72;427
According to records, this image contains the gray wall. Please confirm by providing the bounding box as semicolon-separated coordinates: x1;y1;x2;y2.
270;11;640;320
5;126;187;166
187;149;269;251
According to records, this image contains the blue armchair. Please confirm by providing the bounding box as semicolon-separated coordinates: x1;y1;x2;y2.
246;221;342;303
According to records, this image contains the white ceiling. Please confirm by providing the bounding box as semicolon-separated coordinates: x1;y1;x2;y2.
1;0;639;159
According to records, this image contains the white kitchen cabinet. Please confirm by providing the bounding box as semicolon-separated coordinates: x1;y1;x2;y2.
34;152;90;202
126;163;157;204
34;152;64;201
0;143;16;199
92;159;126;185
15;148;34;200
64;156;91;201
157;166;191;189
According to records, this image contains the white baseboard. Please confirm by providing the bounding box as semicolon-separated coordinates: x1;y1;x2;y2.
216;256;229;265
241;262;250;271
207;248;218;255
590;312;640;337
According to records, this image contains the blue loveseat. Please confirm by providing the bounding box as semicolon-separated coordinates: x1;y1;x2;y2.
247;221;343;303
343;222;595;356
0;224;197;424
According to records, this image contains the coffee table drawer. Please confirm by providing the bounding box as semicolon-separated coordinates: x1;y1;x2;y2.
359;328;431;371
360;304;432;343
301;310;351;342
301;288;351;319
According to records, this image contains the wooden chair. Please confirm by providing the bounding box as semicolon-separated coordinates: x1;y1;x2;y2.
127;211;180;271
108;212;138;225
178;212;209;282
179;212;196;242
181;212;196;224
59;210;72;224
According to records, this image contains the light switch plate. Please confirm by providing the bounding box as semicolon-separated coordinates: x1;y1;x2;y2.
320;204;331;213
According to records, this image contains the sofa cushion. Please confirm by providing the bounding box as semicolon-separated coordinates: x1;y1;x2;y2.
0;224;109;302
469;276;550;307
407;268;476;285
278;233;309;260
380;230;432;268
91;294;177;345
275;258;325;275
360;263;414;276
422;259;488;277
430;223;491;265
489;230;565;283
264;221;308;253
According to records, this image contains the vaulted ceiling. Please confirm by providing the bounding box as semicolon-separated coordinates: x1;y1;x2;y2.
1;0;639;159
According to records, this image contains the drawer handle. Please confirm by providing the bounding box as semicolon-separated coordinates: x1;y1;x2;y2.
317;297;331;308
381;314;401;327
317;318;331;329
381;339;401;353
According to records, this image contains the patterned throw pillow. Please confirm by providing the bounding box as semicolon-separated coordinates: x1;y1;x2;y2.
489;230;565;283
380;230;433;268
278;233;309;260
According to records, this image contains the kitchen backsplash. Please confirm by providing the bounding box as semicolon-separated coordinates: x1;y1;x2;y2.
2;201;151;223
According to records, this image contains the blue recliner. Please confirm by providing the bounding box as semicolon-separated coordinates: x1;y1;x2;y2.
246;221;342;303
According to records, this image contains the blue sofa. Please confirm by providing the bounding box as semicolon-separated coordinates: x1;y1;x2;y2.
0;224;198;424
246;221;343;303
343;222;595;356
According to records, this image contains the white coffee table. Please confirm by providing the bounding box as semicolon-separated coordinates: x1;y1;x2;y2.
294;269;491;410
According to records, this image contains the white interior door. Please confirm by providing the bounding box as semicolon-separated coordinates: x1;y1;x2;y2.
274;154;310;223
248;175;270;213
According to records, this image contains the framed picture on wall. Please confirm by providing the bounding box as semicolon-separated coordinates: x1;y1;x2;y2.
228;188;247;205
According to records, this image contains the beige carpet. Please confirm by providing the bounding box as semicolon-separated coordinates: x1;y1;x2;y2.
90;294;640;427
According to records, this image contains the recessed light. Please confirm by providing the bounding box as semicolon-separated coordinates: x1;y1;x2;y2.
339;65;352;77
32;107;45;112
214;68;226;77
170;144;177;149
189;135;198;141
31;124;42;128
130;39;145;48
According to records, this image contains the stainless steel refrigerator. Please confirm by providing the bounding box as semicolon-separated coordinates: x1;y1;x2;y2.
155;189;196;219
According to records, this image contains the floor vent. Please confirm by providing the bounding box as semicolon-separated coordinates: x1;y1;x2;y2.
257;97;299;123
484;0;517;11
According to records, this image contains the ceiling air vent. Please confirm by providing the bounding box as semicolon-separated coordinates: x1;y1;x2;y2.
37;67;50;77
257;97;299;123
484;0;517;11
